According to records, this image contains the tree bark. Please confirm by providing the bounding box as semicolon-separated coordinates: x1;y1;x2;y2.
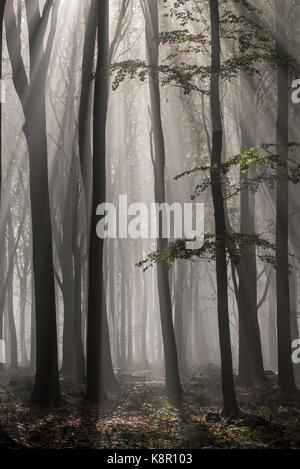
0;0;6;374
86;0;117;402
79;0;97;221
174;261;187;376
143;0;182;403
275;0;296;392
237;70;266;386
210;0;240;417
5;0;61;403
7;214;18;371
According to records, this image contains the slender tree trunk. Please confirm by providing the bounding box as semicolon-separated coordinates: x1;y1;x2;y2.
144;0;182;403
237;71;266;385
6;0;61;403
109;244;120;369
290;265;300;382
100;294;117;389
174;261;187;376
141;276;148;368
19;275;29;367
59;170;76;378
268;275;277;370
87;0;117;402
73;233;86;383
7;279;17;372
275;0;296;392
127;281;133;370
79;0;97;219
25;104;60;402
120;280;127;370
30;275;36;371
60;243;75;377
6;214;18;371
0;0;6;375
210;0;240;417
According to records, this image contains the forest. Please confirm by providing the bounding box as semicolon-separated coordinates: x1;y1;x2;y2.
0;0;299;452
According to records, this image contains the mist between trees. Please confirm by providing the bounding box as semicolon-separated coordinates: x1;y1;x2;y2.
0;0;299;448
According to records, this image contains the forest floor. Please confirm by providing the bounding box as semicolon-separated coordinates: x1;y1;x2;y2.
1;365;300;449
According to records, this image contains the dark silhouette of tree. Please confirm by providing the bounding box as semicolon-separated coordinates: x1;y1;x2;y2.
275;0;296;392
0;0;6;375
86;0;130;402
87;0;114;402
234;2;266;387
143;0;182;404
209;0;240;417
5;0;60;403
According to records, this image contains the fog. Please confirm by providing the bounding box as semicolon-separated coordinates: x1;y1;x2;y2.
0;0;299;450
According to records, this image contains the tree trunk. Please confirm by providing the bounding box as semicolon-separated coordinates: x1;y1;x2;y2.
5;0;61;403
120;281;127;371
19;275;29;367
73;232;86;383
30;275;36;371
290;264;300;382
86;0;117;402
7;215;18;371
79;0;97;220
127;281;133;370
275;0;296;392
144;0;182;404
141;276;148;368
0;0;6;374
237;69;266;386
60;244;75;377
210;0;240;417
174;261;187;376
